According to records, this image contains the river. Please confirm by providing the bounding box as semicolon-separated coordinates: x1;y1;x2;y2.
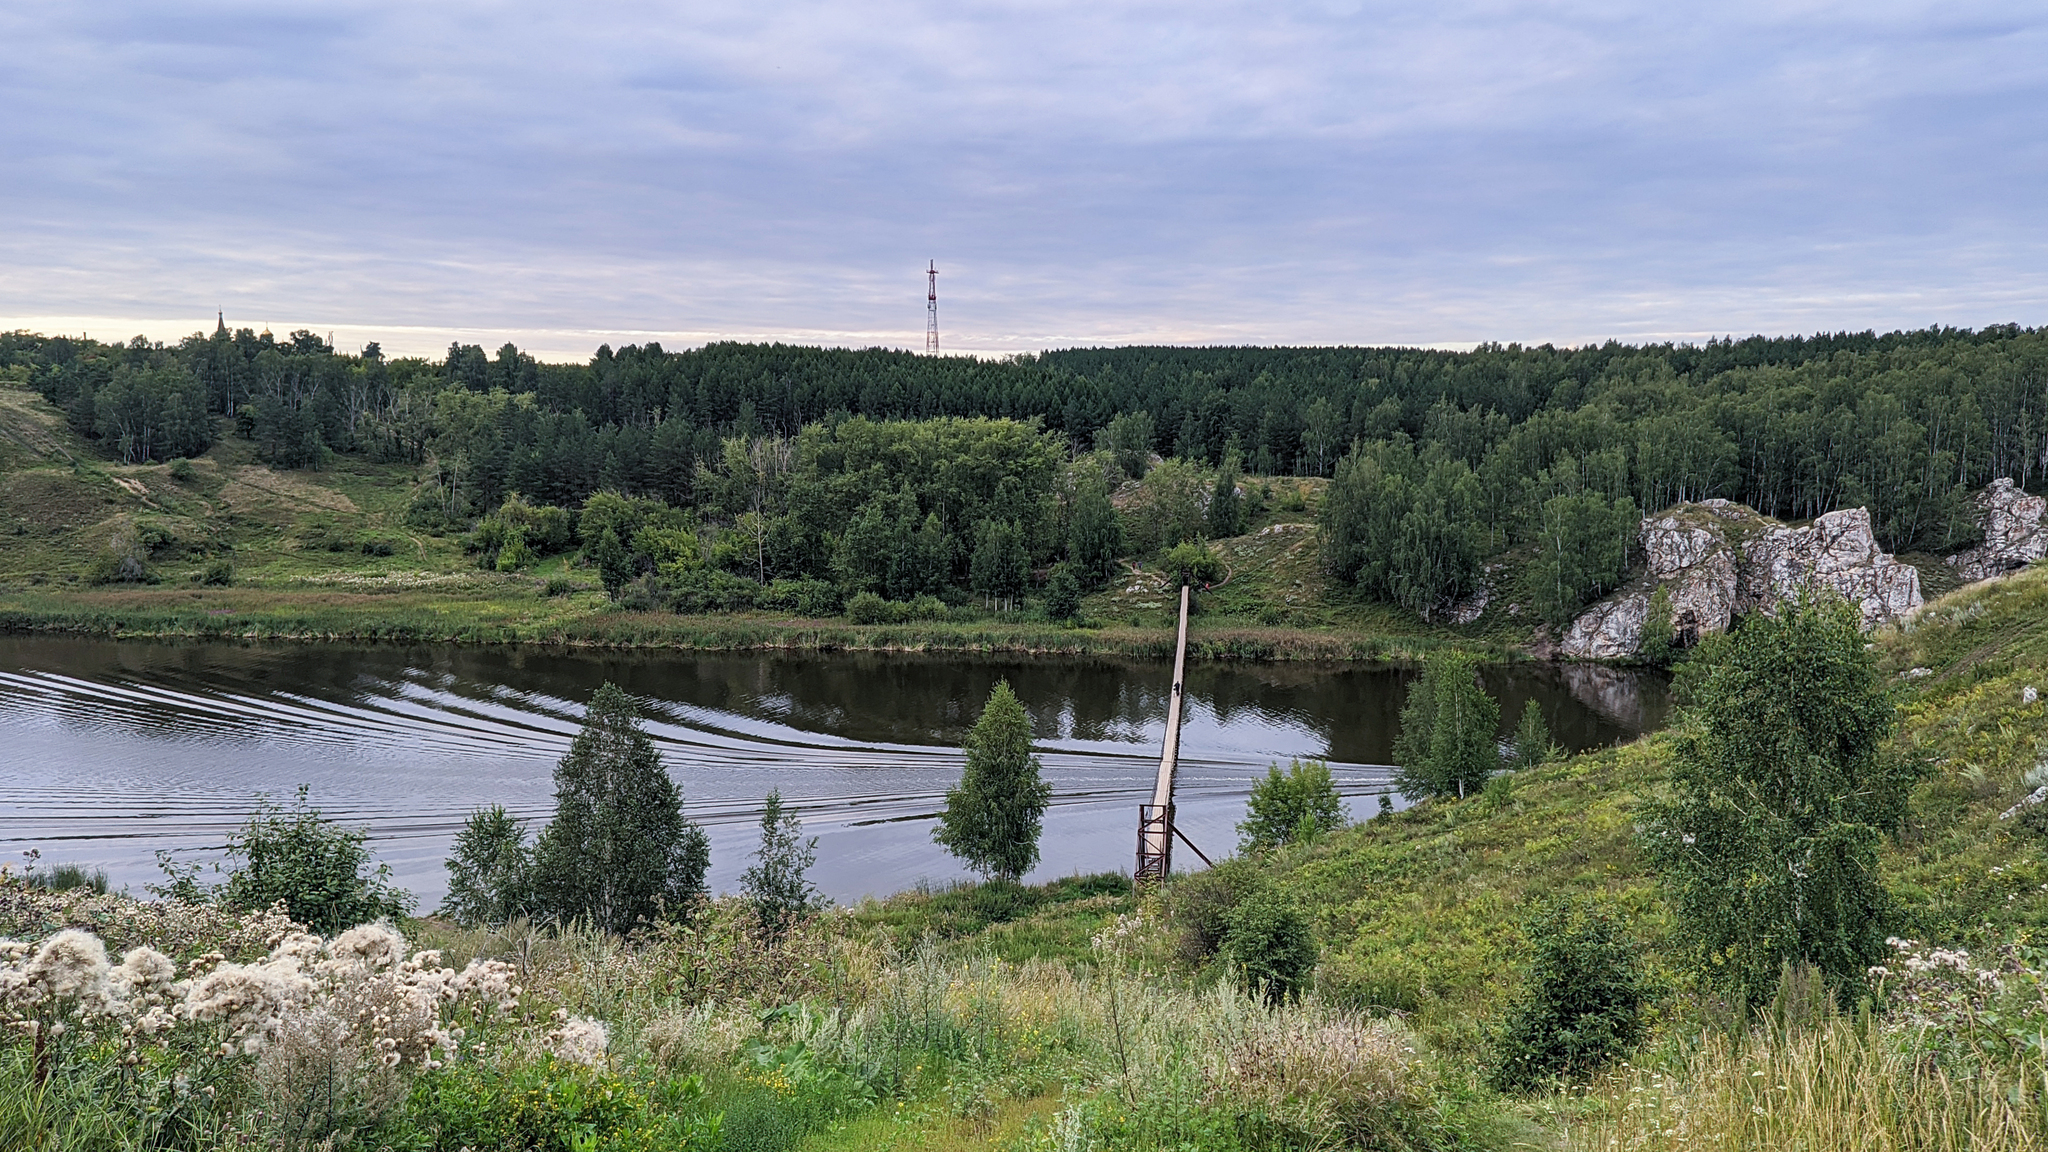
0;637;1668;905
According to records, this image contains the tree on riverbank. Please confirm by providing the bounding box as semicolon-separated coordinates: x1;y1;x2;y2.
741;788;820;938
936;681;1051;882
1644;595;1924;1007
531;682;709;933
1393;651;1500;799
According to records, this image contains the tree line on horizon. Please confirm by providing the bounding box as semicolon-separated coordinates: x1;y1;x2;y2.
6;322;2046;625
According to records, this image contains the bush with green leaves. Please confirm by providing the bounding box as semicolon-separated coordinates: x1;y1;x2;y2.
1237;759;1344;853
1159;857;1264;965
935;681;1051;882
398;1059;721;1152
740;789;821;938
1643;594;1924;1008
1221;887;1318;1004
439;805;533;926
1491;902;1650;1091
1393;650;1500;799
530;683;710;934
1161;539;1224;588
197;786;414;934
844;590;895;624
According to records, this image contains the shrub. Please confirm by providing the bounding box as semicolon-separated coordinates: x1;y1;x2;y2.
1160;858;1263;965
541;575;579;597
1221;887;1318;1004
758;578;841;617
905;594;948;621
399;1059;719;1152
167;457;196;482
439;805;532;927
85;525;152;584
212;786;414;934
1491;902;1650;1091
1237;759;1344;853
200;558;234;586
665;568;760;614
740;789;821;939
844;590;893;625
1162;539;1224;587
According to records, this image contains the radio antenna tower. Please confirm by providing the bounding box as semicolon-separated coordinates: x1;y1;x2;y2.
925;261;939;354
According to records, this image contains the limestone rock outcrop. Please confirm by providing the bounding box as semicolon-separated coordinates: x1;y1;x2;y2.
1560;501;1923;659
1740;508;1923;628
1948;478;2048;582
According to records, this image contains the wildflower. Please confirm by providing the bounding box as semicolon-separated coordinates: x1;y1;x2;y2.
111;946;178;1005
323;924;407;973
26;929;112;1002
547;1015;609;1066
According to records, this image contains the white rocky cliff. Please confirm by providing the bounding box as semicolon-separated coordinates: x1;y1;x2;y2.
1561;501;1923;659
1948;478;2048;582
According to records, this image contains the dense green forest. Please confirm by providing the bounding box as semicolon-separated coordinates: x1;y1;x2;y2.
4;322;2043;625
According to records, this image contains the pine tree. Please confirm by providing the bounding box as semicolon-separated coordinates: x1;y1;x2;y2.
531;683;709;934
935;681;1051;882
1393;651;1500;799
740;788;821;938
1643;594;1923;1007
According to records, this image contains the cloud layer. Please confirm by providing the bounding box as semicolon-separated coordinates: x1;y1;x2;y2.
2;1;2044;357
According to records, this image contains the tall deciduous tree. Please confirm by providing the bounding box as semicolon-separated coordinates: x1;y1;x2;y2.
969;519;1029;610
532;683;709;933
1644;595;1922;1007
1207;451;1246;539
1067;477;1125;584
936;681;1051;882
1393;651;1500;799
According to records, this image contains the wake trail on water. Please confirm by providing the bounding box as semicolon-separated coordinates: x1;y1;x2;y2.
0;656;1394;903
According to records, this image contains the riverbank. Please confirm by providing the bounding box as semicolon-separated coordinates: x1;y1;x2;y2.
0;581;1502;663
8;562;2048;1152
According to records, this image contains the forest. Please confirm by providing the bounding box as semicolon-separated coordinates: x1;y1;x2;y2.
4;322;2044;627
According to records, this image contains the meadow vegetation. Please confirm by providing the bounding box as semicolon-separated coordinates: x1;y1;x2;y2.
8;566;2048;1148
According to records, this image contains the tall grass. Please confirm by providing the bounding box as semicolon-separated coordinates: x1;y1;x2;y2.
1567;1018;2048;1152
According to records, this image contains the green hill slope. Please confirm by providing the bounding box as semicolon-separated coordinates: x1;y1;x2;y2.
1256;561;2048;1035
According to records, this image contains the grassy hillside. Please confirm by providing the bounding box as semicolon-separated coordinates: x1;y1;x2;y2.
0;381;1484;659
1235;561;2048;1056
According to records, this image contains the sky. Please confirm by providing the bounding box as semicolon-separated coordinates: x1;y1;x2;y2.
1;1;2044;360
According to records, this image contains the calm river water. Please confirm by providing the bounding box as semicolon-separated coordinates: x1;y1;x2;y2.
0;637;1668;904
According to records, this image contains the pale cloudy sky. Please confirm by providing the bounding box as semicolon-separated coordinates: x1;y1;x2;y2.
1;1;2043;359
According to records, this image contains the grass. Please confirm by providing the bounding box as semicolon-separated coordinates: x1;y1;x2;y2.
1562;1015;2048;1152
